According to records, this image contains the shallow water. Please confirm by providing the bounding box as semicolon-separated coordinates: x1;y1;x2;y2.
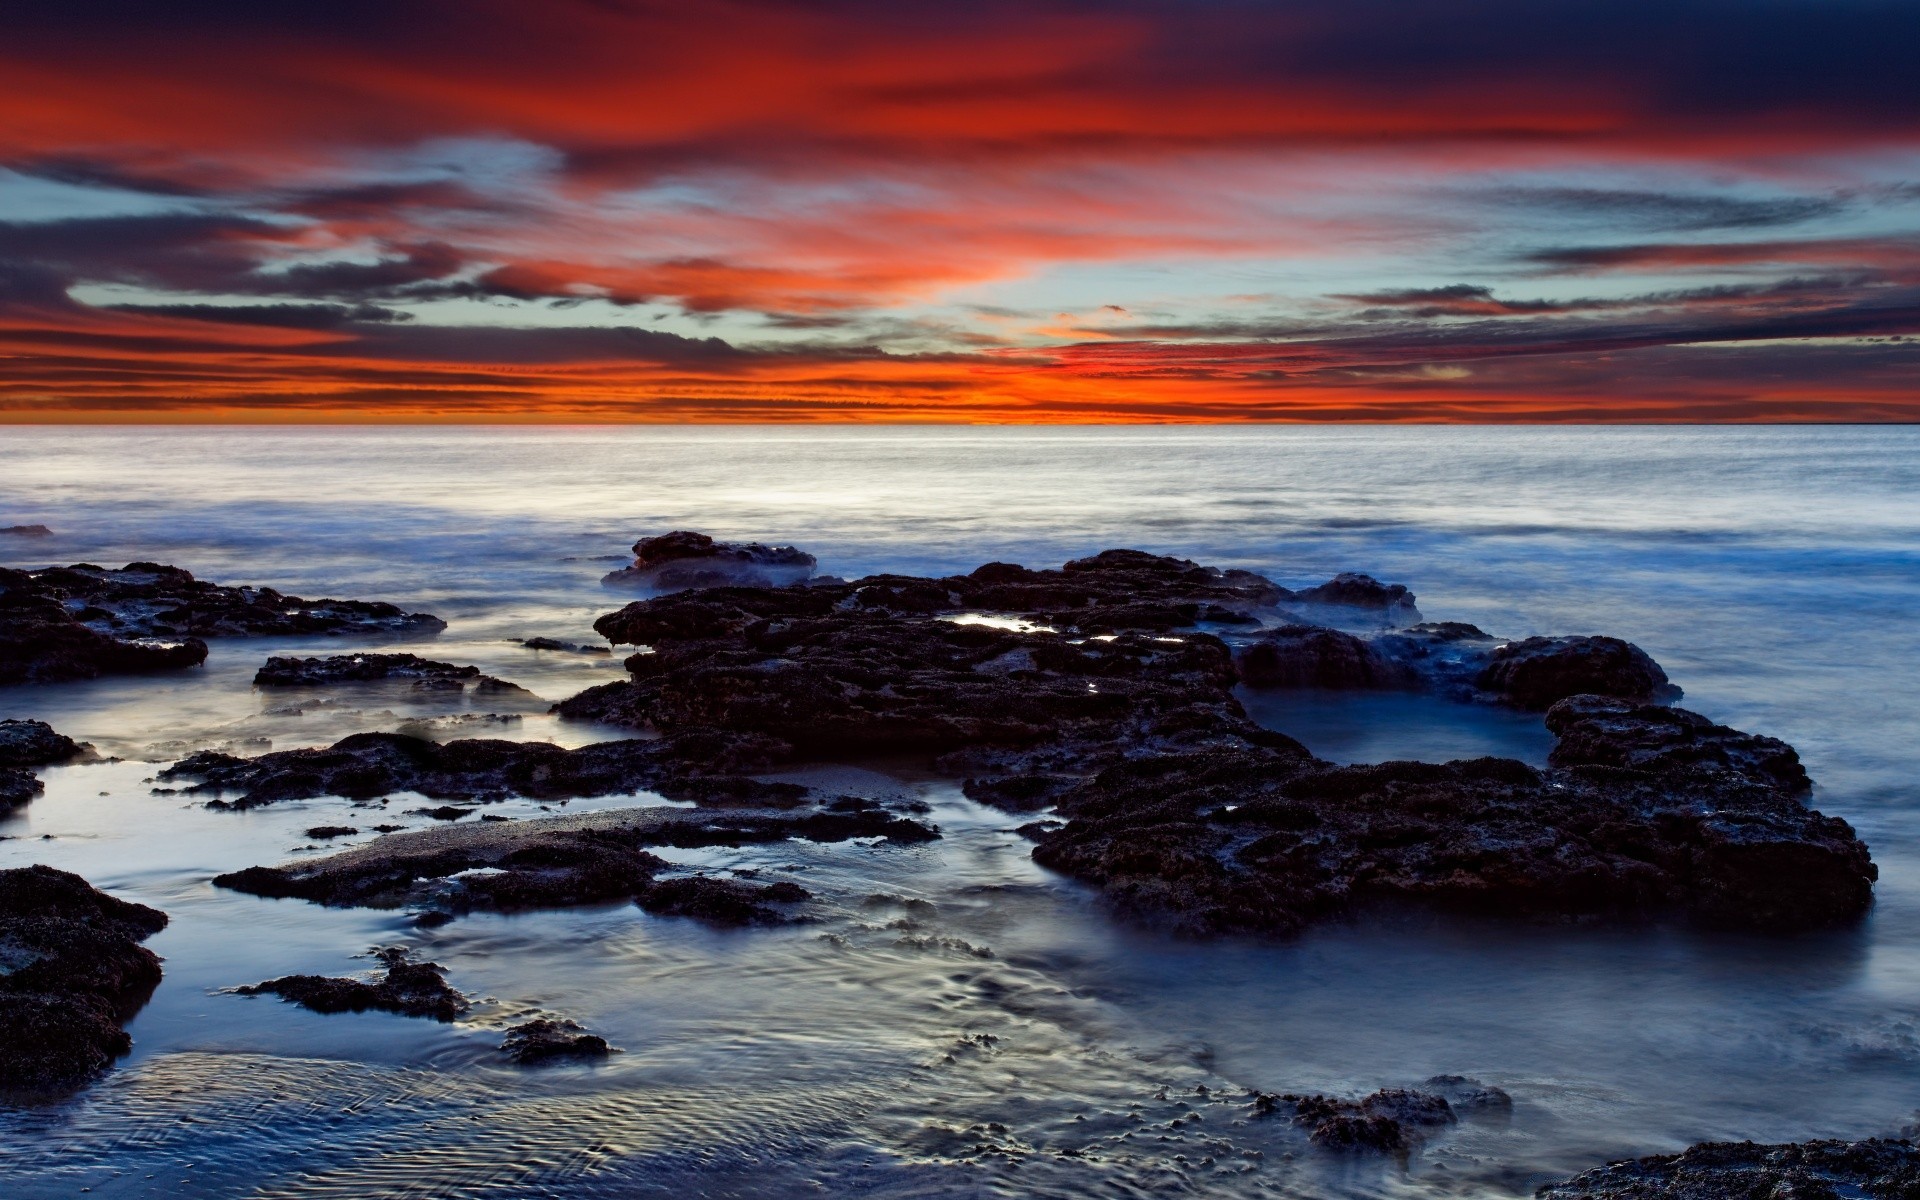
2;425;1918;1197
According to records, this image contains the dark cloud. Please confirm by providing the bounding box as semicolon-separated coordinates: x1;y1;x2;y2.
105;302;413;329
1486;187;1850;232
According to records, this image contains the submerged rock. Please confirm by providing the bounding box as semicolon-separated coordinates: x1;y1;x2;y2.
1236;624;1414;689
1476;635;1677;709
213;803;933;922
1255;1087;1454;1154
236;947;467;1021
1538;1137;1920;1198
158;727;792;809
1;562;442;684
603;530;818;591
0;865;168;1092
254;653;533;697
502;1018;611;1064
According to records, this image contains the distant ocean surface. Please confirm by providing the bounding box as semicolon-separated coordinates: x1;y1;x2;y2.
3;425;1918;1197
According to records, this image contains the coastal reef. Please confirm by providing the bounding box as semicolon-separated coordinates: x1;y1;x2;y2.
0;865;168;1092
553;538;1871;935
237;947;467;1021
1538;1138;1920;1198
0;561;443;684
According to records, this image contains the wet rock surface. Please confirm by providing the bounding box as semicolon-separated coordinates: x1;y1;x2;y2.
254;653;533;697
555;540;1870;936
502;1018;611;1064
0;719;88;813
1476;635;1678;710
158;728;793;809
236;947;467;1021
1546;695;1810;795
1026;717;1873;935
1254;1086;1456;1154
213;803;934;923
1236;625;1414;689
603;530;818;591
1537;1137;1920;1199
0;865;168;1091
2;562;443;684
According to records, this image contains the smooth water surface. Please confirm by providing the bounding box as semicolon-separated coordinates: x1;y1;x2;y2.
1;425;1917;1197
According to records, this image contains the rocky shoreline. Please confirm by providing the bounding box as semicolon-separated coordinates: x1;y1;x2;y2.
0;531;1899;1189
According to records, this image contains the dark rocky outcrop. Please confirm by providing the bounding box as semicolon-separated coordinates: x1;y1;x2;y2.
1293;572;1419;620
1538;1138;1920;1199
502;1018;611;1063
236;947;467;1021
304;825;359;839
556;540;1871;937
1236;625;1415;689
1254;1087;1455;1154
0;719;88;814
254;653;533;697
1546;695;1809;795
603;531;818;591
517;637;611;655
158;728;793;809
1020;698;1872;936
0;865;168;1092
2;562;442;684
213;803;933;923
1;524;53;537
1476;635;1678;710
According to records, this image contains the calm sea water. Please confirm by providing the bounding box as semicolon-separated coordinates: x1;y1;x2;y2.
2;425;1918;1198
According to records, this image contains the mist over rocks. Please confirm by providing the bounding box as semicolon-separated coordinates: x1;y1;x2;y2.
1537;1137;1920;1199
0;865;168;1092
1236;625;1416;689
603;530;817;591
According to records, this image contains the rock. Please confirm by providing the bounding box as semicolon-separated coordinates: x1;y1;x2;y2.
0;524;52;537
1255;1088;1453;1155
638;876;812;924
2;561;442;685
0;719;87;768
415;806;474;821
157;728;792;809
1538;1138;1920;1199
254;653;532;697
1026;729;1872;935
1236;625;1415;689
303;825;359;839
236;947;467;1021
1546;695;1809;795
1423;1074;1513;1115
517;637;610;655
0;865;168;1091
213;803;935;921
1294;572;1420;621
502;1019;611;1064
603;531;817;591
0;768;38;813
0;720;88;813
1476;635;1677;709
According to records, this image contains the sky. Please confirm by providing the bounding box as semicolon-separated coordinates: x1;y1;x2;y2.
2;0;1918;422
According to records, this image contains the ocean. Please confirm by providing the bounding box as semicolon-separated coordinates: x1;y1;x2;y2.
2;424;1918;1197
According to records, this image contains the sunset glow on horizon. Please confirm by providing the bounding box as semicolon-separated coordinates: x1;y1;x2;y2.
4;0;1920;422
